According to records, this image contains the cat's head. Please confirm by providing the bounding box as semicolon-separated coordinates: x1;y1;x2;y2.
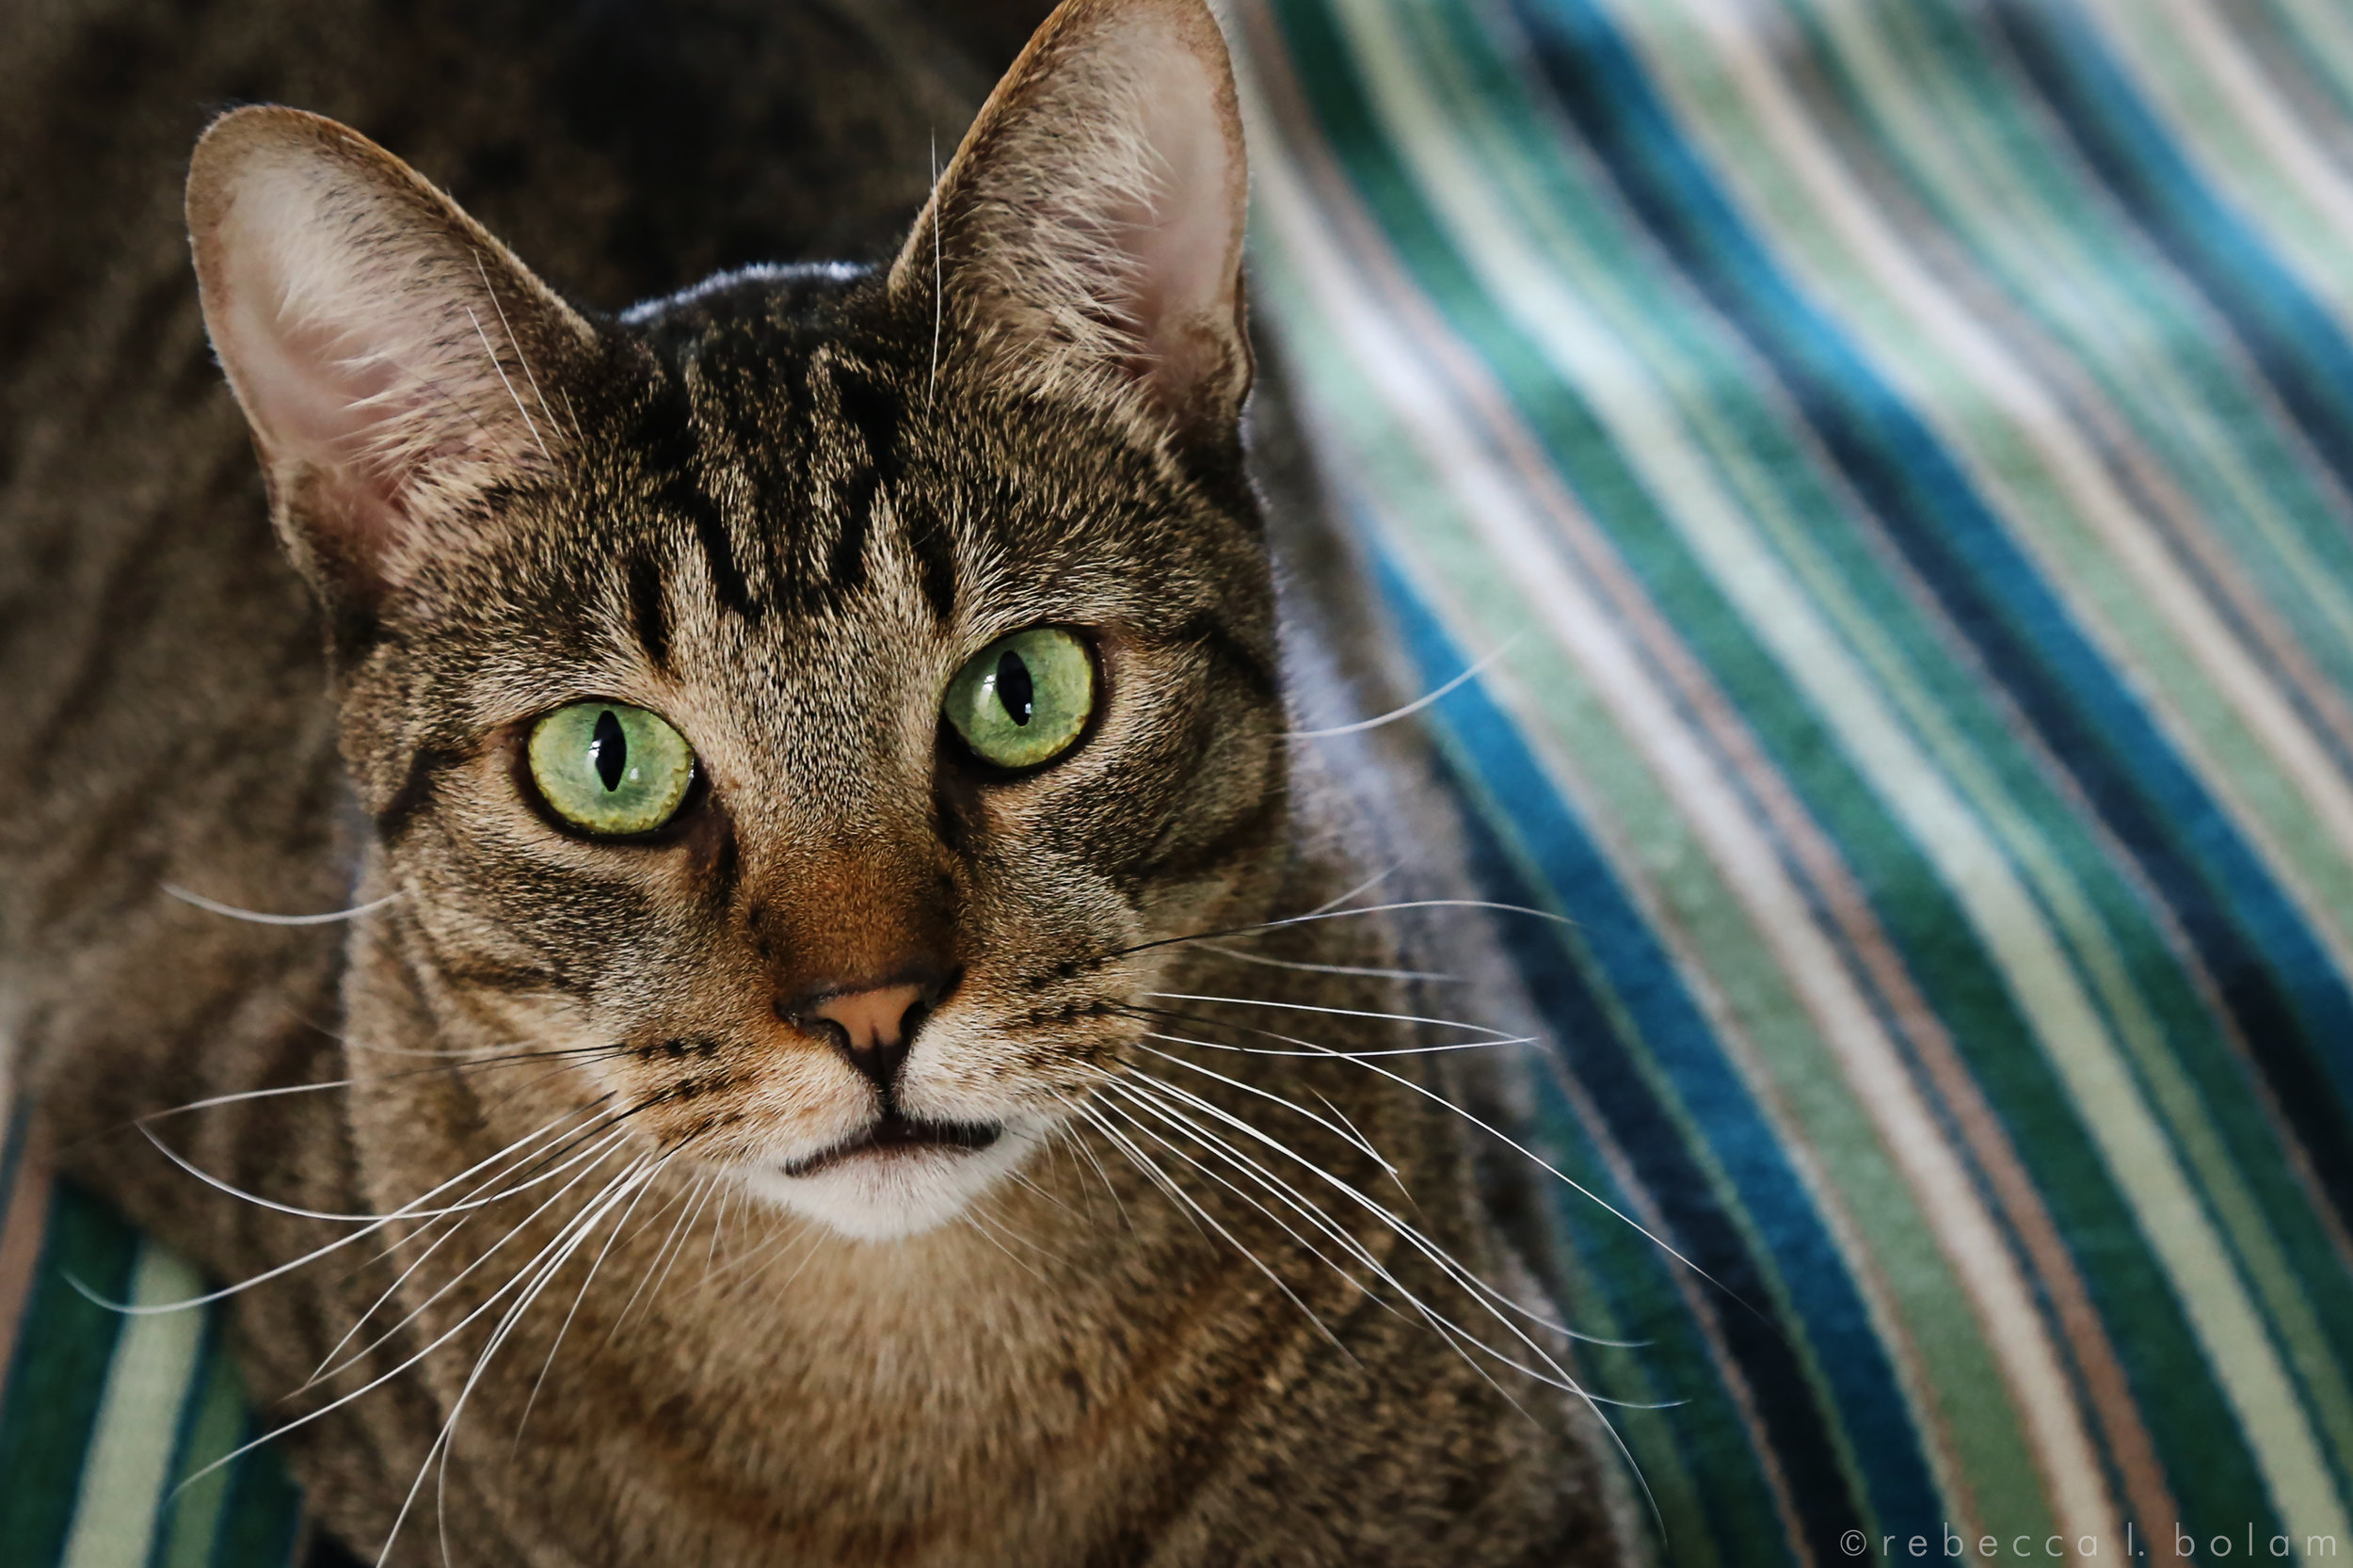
186;0;1284;1240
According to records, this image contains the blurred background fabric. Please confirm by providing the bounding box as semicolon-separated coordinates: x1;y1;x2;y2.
8;0;2353;1561
1239;0;2353;1560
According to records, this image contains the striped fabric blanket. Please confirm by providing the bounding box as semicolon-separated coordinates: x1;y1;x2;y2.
7;0;2353;1561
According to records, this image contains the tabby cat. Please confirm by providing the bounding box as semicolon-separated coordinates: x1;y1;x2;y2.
0;0;1637;1560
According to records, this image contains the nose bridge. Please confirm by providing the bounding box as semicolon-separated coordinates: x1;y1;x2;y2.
752;828;954;1002
728;682;953;994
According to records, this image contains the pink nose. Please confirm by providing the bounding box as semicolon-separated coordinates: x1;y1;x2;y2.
806;983;927;1053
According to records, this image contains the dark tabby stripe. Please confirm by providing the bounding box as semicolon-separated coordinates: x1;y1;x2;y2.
628;551;671;670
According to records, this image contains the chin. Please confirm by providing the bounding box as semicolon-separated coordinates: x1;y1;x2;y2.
735;1121;1047;1241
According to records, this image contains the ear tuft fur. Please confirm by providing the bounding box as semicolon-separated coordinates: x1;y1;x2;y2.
187;106;594;607
888;0;1251;440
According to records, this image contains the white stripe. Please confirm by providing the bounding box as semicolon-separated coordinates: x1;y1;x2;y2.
1606;0;2353;1538
1666;0;2353;968
61;1241;208;1568
2097;0;2353;313
1260;4;2121;1543
1315;0;2353;1540
1242;26;2118;1545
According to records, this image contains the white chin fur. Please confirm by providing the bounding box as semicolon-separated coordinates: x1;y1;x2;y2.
735;1125;1042;1241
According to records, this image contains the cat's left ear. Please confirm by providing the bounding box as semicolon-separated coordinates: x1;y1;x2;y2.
188;106;596;613
887;0;1251;446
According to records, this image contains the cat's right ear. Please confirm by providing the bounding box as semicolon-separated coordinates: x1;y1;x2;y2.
887;0;1251;451
187;107;595;614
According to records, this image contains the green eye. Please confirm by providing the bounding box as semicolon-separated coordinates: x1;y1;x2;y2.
944;627;1096;771
527;702;696;836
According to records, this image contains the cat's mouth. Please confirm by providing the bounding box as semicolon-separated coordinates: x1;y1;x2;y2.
774;1114;1003;1178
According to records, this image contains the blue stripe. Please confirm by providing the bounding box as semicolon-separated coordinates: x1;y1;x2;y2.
1508;0;2353;1231
1995;0;2353;504
1374;548;1944;1551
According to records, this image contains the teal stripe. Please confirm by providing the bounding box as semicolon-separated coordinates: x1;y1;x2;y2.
0;1187;143;1565
1265;0;2261;1533
1269;0;1968;1542
154;1314;245;1568
1770;0;2353;1458
1376;552;1815;1561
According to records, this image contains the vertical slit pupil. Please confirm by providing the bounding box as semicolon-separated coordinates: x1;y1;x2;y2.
591;709;628;792
996;650;1035;728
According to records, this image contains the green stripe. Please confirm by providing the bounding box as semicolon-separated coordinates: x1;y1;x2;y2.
0;1186;142;1565
204;1432;301;1568
1320;0;2062;1533
1758;0;2353;1482
1255;0;2316;1533
157;1322;253;1568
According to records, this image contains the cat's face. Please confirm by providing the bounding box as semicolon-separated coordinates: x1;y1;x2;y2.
189;0;1271;1237
352;280;1278;1238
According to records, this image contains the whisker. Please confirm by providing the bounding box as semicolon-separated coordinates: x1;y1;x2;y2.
707;1206;821;1294
1127;1036;1397;1176
926;131;944;408
1307;864;1400;918
1075;1104;1351;1359
1103;1076;1670;1534
1046;1101;1133;1235
1136;1026;1718;1320
608;1171;713;1341
464;303;551;461
1088;1096;1380;1324
374;1154;657;1564
512;1150;674;1449
1281;639;1514;740
161;883;401;926
133;1093;624;1230
474;250;576;443
313;1209;479;1383
84;1106;616;1317
1128;1010;1534;1061
1144;991;1526;1040
1191;943;1455;984
315;1107;663;1378
136;1043;635;1135
1097;1085;1564;1414
304;1127;640;1386
177;1138;650;1496
1100;899;1570;965
957;1208;1051;1282
1108;1074;1598;1363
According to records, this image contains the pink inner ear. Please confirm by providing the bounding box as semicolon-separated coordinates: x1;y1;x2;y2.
200;150;569;592
226;285;407;471
209;230;425;573
891;0;1250;420
1121;47;1244;395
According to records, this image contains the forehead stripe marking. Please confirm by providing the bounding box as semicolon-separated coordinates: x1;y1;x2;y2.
688;491;761;623
629;551;671;670
646;372;764;623
832;367;954;621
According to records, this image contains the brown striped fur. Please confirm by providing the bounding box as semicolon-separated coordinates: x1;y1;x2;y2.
0;1;1637;1561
